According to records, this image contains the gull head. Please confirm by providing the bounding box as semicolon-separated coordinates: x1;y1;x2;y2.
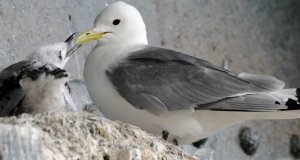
76;1;148;46
28;33;81;68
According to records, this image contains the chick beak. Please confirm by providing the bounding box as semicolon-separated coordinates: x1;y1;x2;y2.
64;32;82;60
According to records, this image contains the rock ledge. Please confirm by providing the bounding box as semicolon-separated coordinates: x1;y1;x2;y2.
0;112;195;160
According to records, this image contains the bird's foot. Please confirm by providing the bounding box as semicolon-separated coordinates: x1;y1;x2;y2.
162;130;169;141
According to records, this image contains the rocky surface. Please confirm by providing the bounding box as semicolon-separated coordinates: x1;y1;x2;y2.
0;112;196;160
198;119;300;160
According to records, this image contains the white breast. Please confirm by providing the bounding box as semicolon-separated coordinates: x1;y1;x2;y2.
84;44;160;130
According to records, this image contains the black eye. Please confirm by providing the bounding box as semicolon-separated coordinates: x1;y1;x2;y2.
112;19;121;25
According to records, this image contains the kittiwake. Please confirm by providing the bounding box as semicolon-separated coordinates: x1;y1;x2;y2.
75;2;300;145
0;33;81;116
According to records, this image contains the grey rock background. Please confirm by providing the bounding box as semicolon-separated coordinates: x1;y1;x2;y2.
0;0;299;159
0;0;299;86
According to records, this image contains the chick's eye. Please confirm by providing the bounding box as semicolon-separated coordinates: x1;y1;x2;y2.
112;19;121;25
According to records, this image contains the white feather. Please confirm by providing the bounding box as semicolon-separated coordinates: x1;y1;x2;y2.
19;73;74;114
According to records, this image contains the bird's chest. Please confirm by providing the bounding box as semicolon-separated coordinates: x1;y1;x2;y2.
84;50;125;112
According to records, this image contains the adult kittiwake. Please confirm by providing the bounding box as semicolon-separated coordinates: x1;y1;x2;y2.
75;2;300;145
0;33;81;116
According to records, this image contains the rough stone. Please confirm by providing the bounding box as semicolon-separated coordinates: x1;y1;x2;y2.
0;112;196;160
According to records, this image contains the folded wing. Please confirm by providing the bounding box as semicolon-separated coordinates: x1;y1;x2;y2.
106;46;286;115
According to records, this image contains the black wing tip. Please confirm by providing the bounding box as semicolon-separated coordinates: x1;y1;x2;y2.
285;98;300;110
285;88;300;110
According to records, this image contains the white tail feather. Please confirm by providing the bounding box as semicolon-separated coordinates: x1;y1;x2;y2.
192;109;300;140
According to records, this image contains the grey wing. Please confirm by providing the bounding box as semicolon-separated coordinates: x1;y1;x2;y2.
0;61;33;116
106;46;285;115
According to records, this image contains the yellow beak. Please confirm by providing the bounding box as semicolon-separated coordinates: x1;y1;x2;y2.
75;29;107;44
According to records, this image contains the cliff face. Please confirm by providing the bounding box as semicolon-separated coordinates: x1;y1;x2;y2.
0;112;195;160
0;0;299;87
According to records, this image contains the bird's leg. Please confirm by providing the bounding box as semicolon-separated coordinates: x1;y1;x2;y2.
161;130;179;146
173;139;179;146
162;130;169;141
192;138;208;148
